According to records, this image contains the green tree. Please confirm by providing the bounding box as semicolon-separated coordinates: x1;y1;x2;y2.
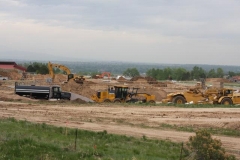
38;64;48;74
25;62;49;74
207;69;216;78
146;68;164;80
228;71;236;77
182;71;191;80
26;65;36;72
216;68;224;78
163;67;172;80
172;68;187;81
123;68;140;77
191;66;206;79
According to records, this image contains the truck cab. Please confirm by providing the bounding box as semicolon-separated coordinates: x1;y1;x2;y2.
50;86;63;99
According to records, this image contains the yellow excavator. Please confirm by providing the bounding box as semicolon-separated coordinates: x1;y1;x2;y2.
48;62;85;84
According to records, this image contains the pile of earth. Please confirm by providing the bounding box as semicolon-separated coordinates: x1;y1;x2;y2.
0;69;22;80
61;80;96;99
136;87;167;101
130;76;167;87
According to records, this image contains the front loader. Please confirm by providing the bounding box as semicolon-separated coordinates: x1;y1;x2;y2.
91;86;156;103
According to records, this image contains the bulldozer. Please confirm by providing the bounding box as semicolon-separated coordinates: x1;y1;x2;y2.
91;86;156;103
162;87;240;105
48;62;85;84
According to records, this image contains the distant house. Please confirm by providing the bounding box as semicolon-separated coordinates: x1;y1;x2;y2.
230;76;240;83
0;61;26;72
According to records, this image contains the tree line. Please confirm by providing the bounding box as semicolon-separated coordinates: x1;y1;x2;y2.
22;62;240;81
23;62;64;74
146;66;240;81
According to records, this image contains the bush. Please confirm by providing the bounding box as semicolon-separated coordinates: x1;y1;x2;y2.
187;130;236;160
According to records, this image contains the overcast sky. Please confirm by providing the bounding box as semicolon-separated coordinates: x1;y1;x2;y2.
0;0;240;65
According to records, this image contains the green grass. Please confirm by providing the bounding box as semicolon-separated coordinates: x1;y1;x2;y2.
0;118;185;160
159;123;240;137
110;120;240;138
158;103;240;108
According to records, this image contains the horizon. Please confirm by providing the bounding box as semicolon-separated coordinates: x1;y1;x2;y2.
1;58;240;68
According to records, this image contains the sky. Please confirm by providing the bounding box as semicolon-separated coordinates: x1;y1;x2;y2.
0;0;240;65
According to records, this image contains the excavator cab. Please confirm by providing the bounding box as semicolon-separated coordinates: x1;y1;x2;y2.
67;74;74;81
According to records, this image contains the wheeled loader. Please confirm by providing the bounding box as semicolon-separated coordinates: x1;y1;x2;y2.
91;86;156;103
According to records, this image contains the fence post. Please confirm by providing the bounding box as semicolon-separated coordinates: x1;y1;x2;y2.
179;142;183;160
75;129;78;151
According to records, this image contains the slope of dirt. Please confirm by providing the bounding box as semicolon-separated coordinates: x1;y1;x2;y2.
1;71;240;158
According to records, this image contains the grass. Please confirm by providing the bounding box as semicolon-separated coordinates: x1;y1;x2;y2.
0;118;185;160
159;123;240;137
158;103;240;108
111;120;240;138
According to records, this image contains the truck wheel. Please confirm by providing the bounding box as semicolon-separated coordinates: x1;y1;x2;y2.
172;96;186;104
221;98;233;105
104;99;111;103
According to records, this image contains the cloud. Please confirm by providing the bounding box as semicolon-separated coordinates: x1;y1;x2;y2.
0;0;240;65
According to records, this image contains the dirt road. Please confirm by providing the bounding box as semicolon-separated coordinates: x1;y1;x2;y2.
0;102;240;157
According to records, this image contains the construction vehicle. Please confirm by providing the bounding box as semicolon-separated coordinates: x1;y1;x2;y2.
162;87;205;104
205;88;240;105
93;72;111;79
162;87;240;105
91;86;156;103
15;82;71;100
48;62;85;84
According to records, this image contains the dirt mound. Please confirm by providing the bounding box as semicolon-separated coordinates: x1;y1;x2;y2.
130;76;167;87
61;81;96;99
117;76;126;82
0;69;22;80
72;98;87;104
206;78;230;83
131;76;157;83
137;88;167;101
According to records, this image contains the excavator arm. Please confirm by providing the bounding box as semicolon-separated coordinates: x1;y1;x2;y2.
48;61;74;82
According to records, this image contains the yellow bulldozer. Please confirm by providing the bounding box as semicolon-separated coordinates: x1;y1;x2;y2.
162;87;240;105
91;86;156;103
48;62;85;84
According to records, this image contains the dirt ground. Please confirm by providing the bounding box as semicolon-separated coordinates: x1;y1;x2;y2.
0;74;240;158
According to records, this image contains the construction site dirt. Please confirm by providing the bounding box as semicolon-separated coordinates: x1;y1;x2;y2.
0;72;240;158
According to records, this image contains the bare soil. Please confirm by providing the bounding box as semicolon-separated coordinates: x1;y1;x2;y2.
0;74;240;158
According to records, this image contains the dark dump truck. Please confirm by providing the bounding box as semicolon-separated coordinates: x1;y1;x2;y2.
15;82;71;100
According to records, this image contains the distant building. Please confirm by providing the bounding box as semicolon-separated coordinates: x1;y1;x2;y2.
0;61;26;72
230;76;240;83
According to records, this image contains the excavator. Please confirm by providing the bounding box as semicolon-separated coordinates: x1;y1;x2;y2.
48;62;85;84
91;85;156;103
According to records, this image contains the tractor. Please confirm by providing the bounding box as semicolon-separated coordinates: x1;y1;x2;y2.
91;86;156;103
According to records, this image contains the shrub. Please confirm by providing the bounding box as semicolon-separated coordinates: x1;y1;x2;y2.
188;130;236;160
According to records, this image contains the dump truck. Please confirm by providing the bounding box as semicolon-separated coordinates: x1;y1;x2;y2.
91;86;156;103
15;82;71;100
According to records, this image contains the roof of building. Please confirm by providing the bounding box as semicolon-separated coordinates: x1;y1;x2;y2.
0;61;26;71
